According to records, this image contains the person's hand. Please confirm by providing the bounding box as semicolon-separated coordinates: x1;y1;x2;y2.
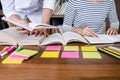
82;27;98;37
105;27;118;35
32;28;48;37
15;20;30;35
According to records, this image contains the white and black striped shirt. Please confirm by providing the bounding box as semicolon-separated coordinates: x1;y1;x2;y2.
63;0;119;34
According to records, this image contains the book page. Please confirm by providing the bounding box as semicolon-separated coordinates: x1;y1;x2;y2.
0;27;27;45
62;32;88;45
101;34;120;42
40;33;64;45
28;22;58;30
84;34;115;44
19;35;44;45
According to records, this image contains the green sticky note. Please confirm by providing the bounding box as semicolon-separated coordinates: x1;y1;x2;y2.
81;46;98;51
64;46;79;51
82;52;102;59
41;51;60;58
17;49;38;57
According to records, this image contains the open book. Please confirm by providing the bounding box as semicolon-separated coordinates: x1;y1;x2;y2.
0;27;120;45
0;27;44;45
84;34;120;44
40;32;120;45
1;17;58;31
40;32;88;45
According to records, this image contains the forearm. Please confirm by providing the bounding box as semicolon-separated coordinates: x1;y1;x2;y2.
71;27;84;36
41;8;53;24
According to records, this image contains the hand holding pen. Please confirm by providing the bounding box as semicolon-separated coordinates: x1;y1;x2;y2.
82;24;99;38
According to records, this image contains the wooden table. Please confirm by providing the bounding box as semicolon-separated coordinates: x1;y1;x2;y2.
0;43;120;80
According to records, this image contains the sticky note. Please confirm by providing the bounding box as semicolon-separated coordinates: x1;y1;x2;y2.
63;46;79;51
81;46;98;51
9;53;29;60
41;51;60;58
45;45;62;51
2;57;23;64
82;52;102;59
16;49;37;57
61;51;79;58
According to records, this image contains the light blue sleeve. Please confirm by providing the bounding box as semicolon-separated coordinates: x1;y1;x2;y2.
1;0;17;18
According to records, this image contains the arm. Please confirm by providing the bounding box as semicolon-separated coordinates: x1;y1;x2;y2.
1;0;26;25
41;0;55;24
41;8;53;24
1;0;16;18
106;0;119;35
1;0;29;34
63;0;98;37
32;0;55;36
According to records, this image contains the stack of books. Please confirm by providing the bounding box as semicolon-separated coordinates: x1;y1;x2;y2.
52;0;68;16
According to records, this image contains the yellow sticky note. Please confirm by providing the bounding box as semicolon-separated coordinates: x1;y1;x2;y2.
81;46;98;51
2;57;23;64
41;51;60;58
64;46;79;51
82;52;102;59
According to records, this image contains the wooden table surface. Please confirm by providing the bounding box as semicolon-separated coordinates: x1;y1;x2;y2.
0;43;120;80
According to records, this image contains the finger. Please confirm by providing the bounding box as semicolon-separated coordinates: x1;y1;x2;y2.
106;30;110;35
44;32;49;37
34;31;40;36
18;30;29;34
29;31;34;35
86;28;98;37
15;26;24;30
111;31;118;35
114;31;118;35
83;31;91;36
107;29;113;35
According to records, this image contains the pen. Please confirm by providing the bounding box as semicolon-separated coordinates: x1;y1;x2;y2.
15;45;23;52
0;46;17;57
0;46;10;54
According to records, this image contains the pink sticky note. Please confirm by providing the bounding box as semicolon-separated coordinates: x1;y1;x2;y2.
61;51;79;58
9;53;29;60
45;45;62;51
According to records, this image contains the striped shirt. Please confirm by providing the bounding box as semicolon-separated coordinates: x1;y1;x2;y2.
63;0;119;34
